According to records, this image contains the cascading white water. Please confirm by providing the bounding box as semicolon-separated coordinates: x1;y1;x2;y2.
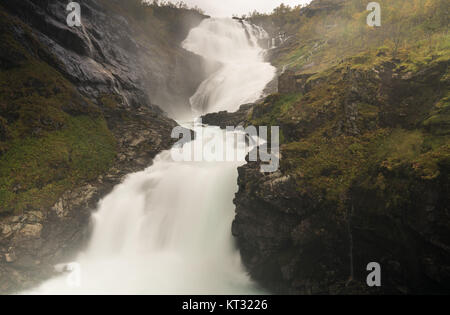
26;18;275;295
183;18;275;114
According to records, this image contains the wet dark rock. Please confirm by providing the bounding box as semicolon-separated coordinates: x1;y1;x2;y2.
233;155;450;294
233;55;450;294
2;0;208;118
0;0;203;293
201;104;253;128
0;100;183;294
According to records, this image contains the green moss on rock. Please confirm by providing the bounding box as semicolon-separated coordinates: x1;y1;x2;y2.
0;8;116;215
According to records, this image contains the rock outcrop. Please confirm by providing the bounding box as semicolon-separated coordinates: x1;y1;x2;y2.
1;0;208;118
0;0;205;293
201;104;253;128
277;70;314;94
0;103;181;293
233;51;450;294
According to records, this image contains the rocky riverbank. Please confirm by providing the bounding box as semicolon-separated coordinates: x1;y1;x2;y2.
231;0;449;294
0;0;206;293
0;104;179;293
201;104;253;128
232;56;449;294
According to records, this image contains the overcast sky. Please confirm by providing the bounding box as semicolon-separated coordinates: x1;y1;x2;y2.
180;0;312;17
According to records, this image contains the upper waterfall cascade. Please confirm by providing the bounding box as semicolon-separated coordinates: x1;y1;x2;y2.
182;18;275;114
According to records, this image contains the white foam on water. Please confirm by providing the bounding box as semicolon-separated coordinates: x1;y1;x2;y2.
26;18;275;295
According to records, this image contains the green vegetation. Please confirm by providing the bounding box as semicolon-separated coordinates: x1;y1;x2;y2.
250;93;303;128
247;0;449;213
250;0;449;73
0;0;206;216
0;116;115;214
0;8;116;214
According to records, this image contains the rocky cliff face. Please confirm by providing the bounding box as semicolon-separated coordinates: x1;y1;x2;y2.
0;0;206;293
1;0;207;118
0;104;179;293
232;44;449;294
231;0;449;295
201;104;253;129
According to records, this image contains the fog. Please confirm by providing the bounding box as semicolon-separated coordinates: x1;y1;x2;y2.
180;0;312;17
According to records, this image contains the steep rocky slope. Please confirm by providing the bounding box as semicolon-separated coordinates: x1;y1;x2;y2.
1;0;207;118
0;0;206;293
233;0;449;294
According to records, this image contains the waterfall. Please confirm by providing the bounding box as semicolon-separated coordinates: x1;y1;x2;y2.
182;18;275;114
25;18;275;295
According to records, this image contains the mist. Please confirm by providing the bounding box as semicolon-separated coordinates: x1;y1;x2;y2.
179;0;312;17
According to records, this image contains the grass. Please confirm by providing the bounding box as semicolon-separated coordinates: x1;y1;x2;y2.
0;7;116;215
250;93;303;126
0;115;115;214
249;12;449;209
252;0;449;74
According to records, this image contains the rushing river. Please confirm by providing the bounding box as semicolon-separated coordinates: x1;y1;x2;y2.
27;18;275;294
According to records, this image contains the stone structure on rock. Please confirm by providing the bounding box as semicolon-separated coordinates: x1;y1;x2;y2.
278;70;315;94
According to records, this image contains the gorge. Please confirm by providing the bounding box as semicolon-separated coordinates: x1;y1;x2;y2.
0;0;449;295
20;14;276;294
